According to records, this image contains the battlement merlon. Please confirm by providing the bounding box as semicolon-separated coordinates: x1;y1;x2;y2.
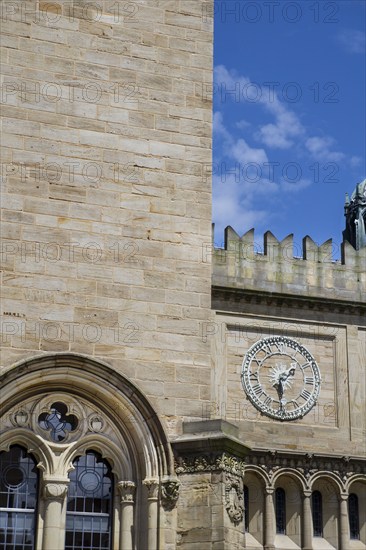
212;226;366;304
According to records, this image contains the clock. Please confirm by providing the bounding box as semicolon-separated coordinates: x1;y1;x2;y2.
241;336;321;421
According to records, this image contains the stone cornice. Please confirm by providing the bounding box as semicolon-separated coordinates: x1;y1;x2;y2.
173;421;366;488
212;286;366;317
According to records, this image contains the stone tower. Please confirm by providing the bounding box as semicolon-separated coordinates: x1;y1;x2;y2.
1;1;216;548
343;179;366;250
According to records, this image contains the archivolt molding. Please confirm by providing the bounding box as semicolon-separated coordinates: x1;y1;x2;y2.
242;464;270;486
61;434;132;480
345;474;366;492
0;353;174;480
0;428;55;475
308;470;346;493
270;468;307;491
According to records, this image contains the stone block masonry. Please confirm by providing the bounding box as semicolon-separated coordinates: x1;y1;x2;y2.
1;0;215;430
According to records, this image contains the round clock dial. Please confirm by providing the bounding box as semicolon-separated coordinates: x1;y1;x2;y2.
241;336;321;421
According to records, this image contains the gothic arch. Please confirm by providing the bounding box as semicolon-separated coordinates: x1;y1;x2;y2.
0;428;54;474
0;352;177;550
62;434;132;480
0;352;174;480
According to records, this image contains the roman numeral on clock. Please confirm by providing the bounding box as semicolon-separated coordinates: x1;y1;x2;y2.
263;396;272;407
300;362;311;370
252;384;264;397
249;372;259;382
304;376;314;385
274;341;286;354
300;389;312;400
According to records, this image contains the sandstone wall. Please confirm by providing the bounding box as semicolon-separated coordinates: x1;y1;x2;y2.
1;0;214;434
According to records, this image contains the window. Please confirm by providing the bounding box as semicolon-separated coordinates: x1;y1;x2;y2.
312;490;323;537
244;485;249;532
65;451;113;550
0;445;39;550
349;493;360;540
275;488;286;534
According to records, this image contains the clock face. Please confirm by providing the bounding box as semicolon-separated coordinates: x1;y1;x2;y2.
241;336;321;421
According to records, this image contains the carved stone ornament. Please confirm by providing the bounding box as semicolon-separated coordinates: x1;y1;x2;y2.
143;478;160;500
118;481;136;503
11;409;29;427
161;477;180;511
225;474;244;525
175;452;246;476
43;480;69;499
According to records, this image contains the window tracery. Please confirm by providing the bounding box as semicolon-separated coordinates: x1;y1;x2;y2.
0;446;39;550
65;451;113;550
38;402;78;443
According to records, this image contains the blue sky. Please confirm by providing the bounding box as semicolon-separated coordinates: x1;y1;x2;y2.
212;0;366;254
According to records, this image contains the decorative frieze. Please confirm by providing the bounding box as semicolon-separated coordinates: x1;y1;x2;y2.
175;449;366;492
175;452;246;476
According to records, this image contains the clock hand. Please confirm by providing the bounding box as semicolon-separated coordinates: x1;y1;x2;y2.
273;366;296;402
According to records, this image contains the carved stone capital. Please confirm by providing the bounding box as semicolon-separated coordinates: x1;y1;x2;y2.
143;478;159;501
42;479;69;499
117;481;136;504
161;477;180;511
225;474;244;525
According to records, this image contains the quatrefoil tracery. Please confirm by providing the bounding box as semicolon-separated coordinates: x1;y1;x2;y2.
38;401;78;442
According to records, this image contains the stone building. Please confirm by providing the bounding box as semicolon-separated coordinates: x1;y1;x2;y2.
0;1;365;549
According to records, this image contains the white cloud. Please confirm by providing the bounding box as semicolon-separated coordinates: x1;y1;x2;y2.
236;119;251;130
230;138;268;165
337;29;365;54
281;178;312;193
350;156;362;168
257;95;305;149
305;136;345;162
213;173;269;239
214;65;305;150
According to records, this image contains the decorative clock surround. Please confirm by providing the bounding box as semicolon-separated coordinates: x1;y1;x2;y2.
241;336;321;421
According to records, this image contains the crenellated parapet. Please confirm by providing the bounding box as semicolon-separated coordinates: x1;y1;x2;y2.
213;226;366;304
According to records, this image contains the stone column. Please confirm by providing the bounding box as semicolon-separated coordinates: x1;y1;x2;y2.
302;490;313;550
117;481;136;550
339;493;350;550
143;478;159;550
42;478;69;550
264;486;275;550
